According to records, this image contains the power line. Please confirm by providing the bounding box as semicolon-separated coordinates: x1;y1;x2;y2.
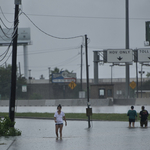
21;11;84;40
0;18;10;29
17;46;81;56
3;11;150;21
0;51;12;67
0;6;13;23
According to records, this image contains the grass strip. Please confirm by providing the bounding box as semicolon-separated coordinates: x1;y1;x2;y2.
0;112;147;121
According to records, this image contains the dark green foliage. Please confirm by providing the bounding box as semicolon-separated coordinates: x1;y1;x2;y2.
0;65;11;99
0;65;27;99
0;116;21;136
146;72;150;78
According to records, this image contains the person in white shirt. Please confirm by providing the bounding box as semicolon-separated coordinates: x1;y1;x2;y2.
54;104;67;138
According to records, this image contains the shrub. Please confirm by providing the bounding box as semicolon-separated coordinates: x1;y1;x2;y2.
0;116;21;136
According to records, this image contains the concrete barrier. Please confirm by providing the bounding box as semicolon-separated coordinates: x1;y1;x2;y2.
114;99;136;105
0;99;113;106
135;98;150;105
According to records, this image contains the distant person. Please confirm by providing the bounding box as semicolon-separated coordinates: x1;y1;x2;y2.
127;106;137;127
54;104;67;138
139;106;149;127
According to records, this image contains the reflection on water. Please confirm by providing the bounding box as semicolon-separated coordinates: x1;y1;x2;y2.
0;105;150;113
0;119;149;150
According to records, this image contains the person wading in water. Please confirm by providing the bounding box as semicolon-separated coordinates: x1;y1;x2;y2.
54;104;67;138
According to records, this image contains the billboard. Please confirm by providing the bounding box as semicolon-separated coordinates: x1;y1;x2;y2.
0;28;31;46
52;71;76;83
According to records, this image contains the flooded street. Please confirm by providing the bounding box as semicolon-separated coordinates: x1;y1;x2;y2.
1;106;150;149
0;119;150;150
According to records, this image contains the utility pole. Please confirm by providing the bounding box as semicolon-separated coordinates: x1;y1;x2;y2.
125;0;130;98
85;35;91;128
136;60;138;98
80;45;83;91
9;0;21;125
48;67;51;99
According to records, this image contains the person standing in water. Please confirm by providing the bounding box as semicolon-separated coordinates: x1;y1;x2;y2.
139;106;149;127
54;104;67;138
127;106;137;127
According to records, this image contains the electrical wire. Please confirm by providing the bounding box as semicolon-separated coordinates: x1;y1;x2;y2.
0;26;12;39
0;6;13;23
51;54;80;67
57;56;80;67
0;51;12;67
21;11;84;41
17;46;81;56
0;8;21;39
0;43;12;62
17;12;150;21
0;18;10;29
0;33;16;58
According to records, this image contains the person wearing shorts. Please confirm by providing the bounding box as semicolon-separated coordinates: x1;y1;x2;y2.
139;106;149;127
54;104;67;138
127;106;137;127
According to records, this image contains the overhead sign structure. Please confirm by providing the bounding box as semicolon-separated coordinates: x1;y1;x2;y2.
52;71;76;83
68;81;77;90
130;81;136;90
107;49;133;63
138;49;150;62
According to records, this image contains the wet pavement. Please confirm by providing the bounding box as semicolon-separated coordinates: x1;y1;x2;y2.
1;105;150;113
0;118;150;150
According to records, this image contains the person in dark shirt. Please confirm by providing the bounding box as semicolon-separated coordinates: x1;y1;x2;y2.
127;106;137;127
139;106;149;127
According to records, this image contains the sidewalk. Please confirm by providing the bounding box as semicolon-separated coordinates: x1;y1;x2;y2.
0;118;150;150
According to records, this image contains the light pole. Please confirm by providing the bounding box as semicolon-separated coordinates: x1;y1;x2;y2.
48;67;51;99
125;0;130;98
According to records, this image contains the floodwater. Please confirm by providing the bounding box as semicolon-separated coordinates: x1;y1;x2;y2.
0;119;150;150
1;105;150;114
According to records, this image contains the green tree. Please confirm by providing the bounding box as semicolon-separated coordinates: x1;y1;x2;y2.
0;65;11;99
146;72;150;78
0;65;27;99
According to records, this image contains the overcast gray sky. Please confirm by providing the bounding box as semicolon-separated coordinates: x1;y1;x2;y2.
1;0;150;80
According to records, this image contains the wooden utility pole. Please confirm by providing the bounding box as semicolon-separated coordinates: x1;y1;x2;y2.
85;35;91;128
9;1;20;125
